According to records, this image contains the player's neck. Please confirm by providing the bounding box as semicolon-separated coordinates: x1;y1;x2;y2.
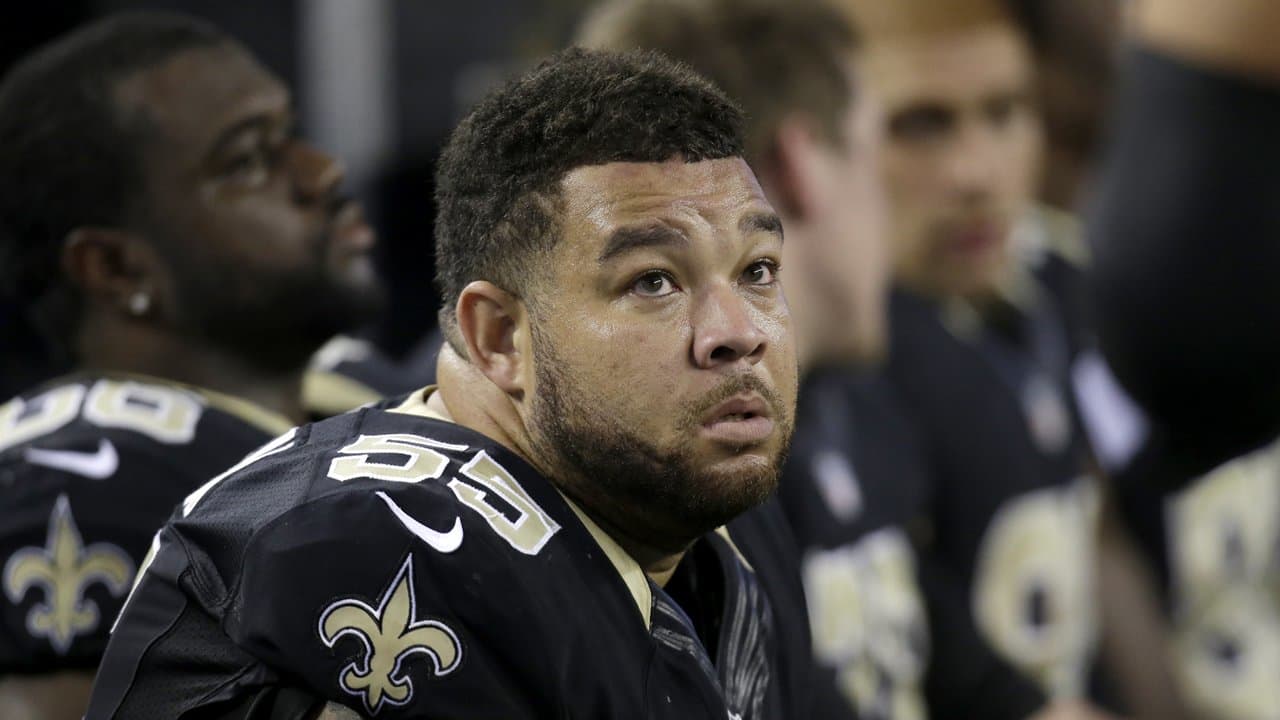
575;504;687;587
434;347;690;586
434;344;541;460
76;320;309;424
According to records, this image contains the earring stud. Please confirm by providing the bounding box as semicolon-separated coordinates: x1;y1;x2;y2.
128;291;151;316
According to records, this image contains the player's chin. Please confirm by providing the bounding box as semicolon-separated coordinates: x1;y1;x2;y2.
689;462;779;528
703;452;782;500
656;453;780;539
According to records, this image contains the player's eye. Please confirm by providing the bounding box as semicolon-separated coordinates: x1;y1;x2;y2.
984;92;1028;129
226;149;268;183
224;129;290;187
742;259;780;286
890;105;955;143
631;271;678;298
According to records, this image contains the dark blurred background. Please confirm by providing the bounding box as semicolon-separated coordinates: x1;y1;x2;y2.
0;0;1113;400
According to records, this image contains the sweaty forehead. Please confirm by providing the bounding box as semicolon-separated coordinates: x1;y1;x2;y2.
560;157;769;233
113;43;287;157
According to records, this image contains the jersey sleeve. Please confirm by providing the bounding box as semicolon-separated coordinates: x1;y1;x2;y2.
1089;47;1280;466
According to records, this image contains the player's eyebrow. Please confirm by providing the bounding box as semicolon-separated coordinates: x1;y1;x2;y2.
740;212;784;241
597;223;689;265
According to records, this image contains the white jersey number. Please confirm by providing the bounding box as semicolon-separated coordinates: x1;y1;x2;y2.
328;434;560;556
0;380;202;454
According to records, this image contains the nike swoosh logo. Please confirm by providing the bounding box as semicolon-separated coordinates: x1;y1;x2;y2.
24;439;119;480
375;490;463;553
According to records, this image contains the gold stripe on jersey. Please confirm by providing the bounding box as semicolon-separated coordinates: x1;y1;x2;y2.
388;387;448;422
302;370;385;418
189;387;294;436
714;527;755;572
559;493;653;631
93;372;296;436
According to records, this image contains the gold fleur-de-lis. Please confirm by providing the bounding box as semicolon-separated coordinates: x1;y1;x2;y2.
319;555;463;715
3;494;134;654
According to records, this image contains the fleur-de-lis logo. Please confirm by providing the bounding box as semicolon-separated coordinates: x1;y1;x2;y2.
318;555;463;715
3;493;134;654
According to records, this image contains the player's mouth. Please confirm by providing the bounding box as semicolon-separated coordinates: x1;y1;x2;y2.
700;394;774;445
329;201;377;254
943;218;1005;257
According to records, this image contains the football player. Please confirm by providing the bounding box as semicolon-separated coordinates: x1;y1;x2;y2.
0;12;384;718
88;47;802;719
578;2;911;719
1092;0;1280;717
836;0;1114;717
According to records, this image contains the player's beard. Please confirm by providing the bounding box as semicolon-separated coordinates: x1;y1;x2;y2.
166;236;386;373
526;322;792;552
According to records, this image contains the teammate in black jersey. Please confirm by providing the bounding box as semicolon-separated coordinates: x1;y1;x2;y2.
840;1;1115;718
1112;436;1280;720
1089;1;1280;717
0;12;385;717
0;377;293;704
90;47;803;719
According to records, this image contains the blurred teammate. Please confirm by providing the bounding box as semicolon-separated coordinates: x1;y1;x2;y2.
579;2;919;718
1091;1;1280;718
0;12;384;718
836;0;1112;716
89;48;805;719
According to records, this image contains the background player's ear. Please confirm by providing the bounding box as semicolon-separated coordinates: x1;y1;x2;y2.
762;115;823;220
61;228;162;318
455;281;527;396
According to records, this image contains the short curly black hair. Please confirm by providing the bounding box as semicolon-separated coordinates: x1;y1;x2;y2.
0;11;226;354
433;47;745;350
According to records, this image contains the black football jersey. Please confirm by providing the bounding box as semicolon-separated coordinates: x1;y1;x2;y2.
777;368;930;720
88;391;799;720
886;229;1100;715
1113;435;1280;720
0;374;292;674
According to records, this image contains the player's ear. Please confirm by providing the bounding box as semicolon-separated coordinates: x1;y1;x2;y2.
62;227;164;318
763;114;823;220
455;281;527;397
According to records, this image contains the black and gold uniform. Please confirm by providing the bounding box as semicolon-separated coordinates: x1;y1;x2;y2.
1115;434;1280;720
779;368;929;720
886;210;1102;717
0;374;292;675
88;390;803;720
1087;43;1280;720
